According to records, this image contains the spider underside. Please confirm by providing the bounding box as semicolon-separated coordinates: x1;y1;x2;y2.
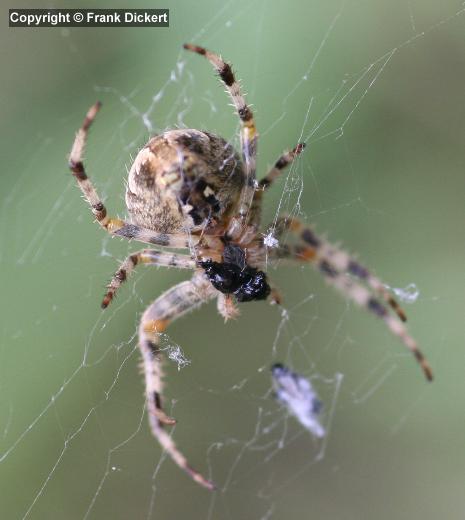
68;43;433;491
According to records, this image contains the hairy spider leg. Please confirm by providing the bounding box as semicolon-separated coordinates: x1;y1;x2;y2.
274;216;407;321
69;102;197;249
270;217;433;381
216;293;240;321
139;273;217;490
259;143;306;191
183;44;258;240
102;250;196;309
245;143;307;241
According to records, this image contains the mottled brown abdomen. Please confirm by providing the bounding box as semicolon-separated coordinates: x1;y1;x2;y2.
126;129;245;233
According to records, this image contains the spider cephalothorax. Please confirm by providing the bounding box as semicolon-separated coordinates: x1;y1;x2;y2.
69;43;433;491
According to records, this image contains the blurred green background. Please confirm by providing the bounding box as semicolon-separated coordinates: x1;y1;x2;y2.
1;1;465;518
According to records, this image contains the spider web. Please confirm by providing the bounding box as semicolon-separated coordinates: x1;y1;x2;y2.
2;1;465;519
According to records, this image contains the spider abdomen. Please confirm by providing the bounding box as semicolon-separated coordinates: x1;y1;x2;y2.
126;129;245;233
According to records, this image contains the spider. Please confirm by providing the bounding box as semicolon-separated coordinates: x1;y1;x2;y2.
68;43;433;491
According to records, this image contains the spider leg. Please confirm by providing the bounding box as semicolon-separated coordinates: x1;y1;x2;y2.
269;217;433;381
102;249;196;309
69;102;197;249
273;216;407;321
245;143;306;241
217;293;240;321
139;273;217;490
269;286;283;305
259;143;306;191
183;44;257;239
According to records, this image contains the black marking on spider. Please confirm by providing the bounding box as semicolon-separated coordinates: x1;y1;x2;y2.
115;224;170;244
368;298;388;318
200;257;270;302
115;269;127;282
301;228;321;248
149;233;170;246
219;63;235;86
92;202;103;212
187;207;204;226
69;160;87;180
348;260;369;279
275;157;289;169
194;178;207;191
179;176;222;225
113;224;139;239
222;243;246;269
238;106;253;122
154;392;163;410
175;133;206;155
319;260;338;278
92;202;107;220
204;194;221;213
146;340;159;358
